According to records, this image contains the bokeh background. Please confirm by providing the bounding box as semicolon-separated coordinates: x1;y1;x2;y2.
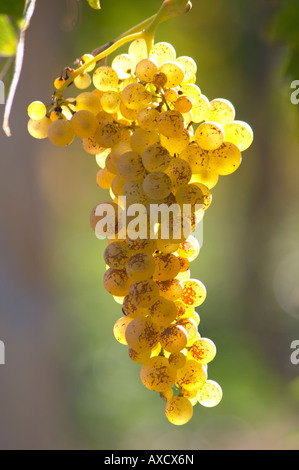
0;0;299;450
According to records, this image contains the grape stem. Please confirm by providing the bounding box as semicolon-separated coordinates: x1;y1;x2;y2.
53;0;191;101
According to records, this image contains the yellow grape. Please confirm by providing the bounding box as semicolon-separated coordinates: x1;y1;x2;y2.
27;101;47;120
176;359;207;391
164;157;192;191
140;356;177;392
159;324;188;353
135;58;159;83
192;95;210;123
158;110;185;138
159;61;185;88
129;279;160;308
103;268;132;297
149;42;176;67
142;144;171;172
81;53;95;72
126;237;157;255
125;316;160;352
111;175;126;197
74;72;91;90
27;116;51;139
113;316;132;345
96;167;115;189
181;279;207;307
94;122;121;148
190;169;219;190
164;88;179;103
208;142;242;176
112;53;135;79
176;56;197;82
95;148;111;168
103;241;131;269
75;91;102;115
195;121;225;151
174;95;193;114
224;120;253;151
70;110;98;138
160;388;174;402
197;380;223;407
126;253;156;281
168;351;187;369
93;66;119;91
130;128;160;155
100;91;120;114
208;98;235;126
188;337;216;364
116;151;146;182
121;83;152;110
153;253;181;281
123;180;149;206
48;119;75;146
122;295;148;319
176;236;200;262
160;130;190;156
143;172;172;200
137;107;160;131
180;142;208;174
128;347;152;364
128;38;148;65
149;297;178;328
165;396;193;426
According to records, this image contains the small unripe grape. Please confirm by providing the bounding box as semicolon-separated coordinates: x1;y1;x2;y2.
81;53;95;72
27;101;47;120
93;66;119;91
74;72;91;90
135;58;159;83
54;76;65;90
165;396;193;426
195;121;225;151
48;119;75;146
27;116;51;139
140;356;177;392
70;110;97;138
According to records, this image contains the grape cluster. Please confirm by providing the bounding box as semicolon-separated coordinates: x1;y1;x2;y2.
28;39;253;426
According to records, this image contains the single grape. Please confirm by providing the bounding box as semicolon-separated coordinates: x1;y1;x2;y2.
143;172;172;200
129;347;152;364
159;61;185;88
156;279;184;302
128;38;148;65
192;95;210;123
176;359;207;391
93;66;119;91
224;120;253;151
94;122;121;148
197;380;223;407
165;396;193;426
176;56;197;82
208;98;235;126
195;121;225;151
122;294;148;319
125;316;160;352
149;297;178;328
180;142;209;174
27;116;51;139
158;110;185;138
112;53;135;79
121;83;152;110
188;337;216;364
48;119;75;146
129;279;160;308
137;107;160;131
80;53;95;72
74;72;91;90
126;237;157;255
96;167;115;189
160;130;190;156
164;157;192;191
117;151;146;182
130;128;160;155
174;95;193;114
135;58;159;83
208;142;242;175
104;241;131;269
168;351;187;369
100;91;120;114
140;356;177;392
142;144;171;172
27;101;47;120
149;42;176;67
126;253;156;281
113;316;132;345
181;279;207;307
103;268;132;297
176;236;200;262
153;253;181;281
70;110;98;138
123;180;149;206
159;324;188;353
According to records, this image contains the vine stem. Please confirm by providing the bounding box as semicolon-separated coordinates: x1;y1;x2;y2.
53;0;191;101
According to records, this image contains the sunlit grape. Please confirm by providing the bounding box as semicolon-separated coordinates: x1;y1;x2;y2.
27;116;51;139
113;316;132;345
126;253;156;281
181;279;207;307
104;241;131;269
189;337;216;364
103;267;132;297
27;101;47;120
208;98;235;126
129;279;160;308
159;324;188;353
195;121;225;151
176;359;207;391
48;119;75;146
224;120;253;151
70;110;98;138
149;297;178;327
165;396;193;425
135;58;159;83
140;356;177;392
142;144;171;172
93;66;119;91
208;142;242;175
125;316;160;352
149;42;176;67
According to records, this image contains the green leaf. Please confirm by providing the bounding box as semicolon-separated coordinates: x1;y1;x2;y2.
0;15;18;57
86;0;101;10
0;0;25;19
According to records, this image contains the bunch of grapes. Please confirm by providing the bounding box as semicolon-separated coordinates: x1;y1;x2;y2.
27;38;253;426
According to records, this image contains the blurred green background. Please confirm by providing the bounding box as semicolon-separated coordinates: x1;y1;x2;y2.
0;0;299;450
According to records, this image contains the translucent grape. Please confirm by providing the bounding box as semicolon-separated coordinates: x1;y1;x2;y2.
188;337;216;364
121;83;152;110
27;101;47;120
130;128;160;155
190;168;219;190
168;352;187;369
100;91;120;114
94;122;121;148
143;172;172;200
82;135;105;155
128;38;148;65
164;157;192;190
153;253;181;281
180;83;201;102
93;66;119;91
104;241;131;269
156;239;180;254
96;167;115;189
126;253;156;281
81;53;96;72
159;324;188;353
208;142;242;175
142;144;171;172
135;58;159;83
126;237;157;255
27;116;51;139
113;316;132;345
195;121;225;151
197;380;223;408
180;142;209;174
164;88;179;103
112;53;135;79
175;183;208;211
159;61;185;88
208;98;235;126
117;151;146;182
149;297;178;328
149;42;176;67
224;120;253;151
125;317;160;352
181;279;207;307
160;389;174;402
152;71;168;88
176;236;200;262
140;356;177;392
74;72;91;90
176;56;197;82
48;119;75;146
137;107;160;131
119;101;139;121
103;267;132;297
165;396;193;426
156;279;184;302
192;95;210;123
160;130;190;156
129;279;160;308
95;148;111;168
70;110;98;138
158;110;185;138
111;175;126;197
174;95;193;114
176;359;207;391
129;347;152;364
